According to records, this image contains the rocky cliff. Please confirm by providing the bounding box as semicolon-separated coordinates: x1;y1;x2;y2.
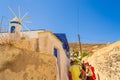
84;41;120;80
0;44;57;80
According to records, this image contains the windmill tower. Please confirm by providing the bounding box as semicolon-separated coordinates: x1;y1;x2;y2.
8;6;30;40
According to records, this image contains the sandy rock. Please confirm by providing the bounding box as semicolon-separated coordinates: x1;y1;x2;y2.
84;41;120;80
0;45;57;80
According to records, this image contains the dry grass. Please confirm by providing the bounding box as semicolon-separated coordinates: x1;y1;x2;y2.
69;42;109;53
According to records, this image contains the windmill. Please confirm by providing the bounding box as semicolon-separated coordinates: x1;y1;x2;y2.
8;6;30;34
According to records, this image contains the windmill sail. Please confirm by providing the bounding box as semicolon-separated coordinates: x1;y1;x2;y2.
8;6;30;34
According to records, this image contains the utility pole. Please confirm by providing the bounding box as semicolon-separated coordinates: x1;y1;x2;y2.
78;34;82;57
77;0;83;58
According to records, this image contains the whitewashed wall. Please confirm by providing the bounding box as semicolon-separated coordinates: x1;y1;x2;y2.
38;31;69;80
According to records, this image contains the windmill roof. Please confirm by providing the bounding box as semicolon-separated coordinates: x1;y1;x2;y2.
11;17;21;22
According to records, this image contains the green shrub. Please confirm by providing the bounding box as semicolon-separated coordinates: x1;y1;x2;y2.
81;51;89;58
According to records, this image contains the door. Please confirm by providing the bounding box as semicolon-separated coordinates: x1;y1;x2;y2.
54;48;61;79
10;26;15;33
54;48;58;58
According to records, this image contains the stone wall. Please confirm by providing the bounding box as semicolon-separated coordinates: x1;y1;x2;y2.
14;38;39;51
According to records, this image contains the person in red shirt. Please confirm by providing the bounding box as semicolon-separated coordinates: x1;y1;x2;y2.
90;65;96;80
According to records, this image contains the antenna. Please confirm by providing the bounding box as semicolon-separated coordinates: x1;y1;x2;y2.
0;16;4;32
0;16;3;26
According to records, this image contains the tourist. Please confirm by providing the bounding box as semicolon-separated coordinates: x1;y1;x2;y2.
69;61;82;80
80;61;86;80
90;65;96;80
84;62;93;80
82;61;86;71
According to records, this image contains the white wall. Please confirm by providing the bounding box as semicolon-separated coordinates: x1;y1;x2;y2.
38;31;69;80
0;30;44;43
21;30;44;39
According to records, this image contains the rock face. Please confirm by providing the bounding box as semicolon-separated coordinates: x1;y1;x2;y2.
84;41;120;80
0;45;57;80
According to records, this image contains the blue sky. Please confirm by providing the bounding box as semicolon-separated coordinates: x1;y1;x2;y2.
0;0;120;43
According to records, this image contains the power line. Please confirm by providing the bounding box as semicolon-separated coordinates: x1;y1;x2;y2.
77;0;80;32
77;0;83;56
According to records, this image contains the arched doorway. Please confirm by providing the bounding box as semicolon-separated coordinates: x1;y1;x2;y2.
10;26;15;33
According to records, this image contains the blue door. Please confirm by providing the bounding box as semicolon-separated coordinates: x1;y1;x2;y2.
54;48;61;78
10;26;15;33
54;48;57;58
